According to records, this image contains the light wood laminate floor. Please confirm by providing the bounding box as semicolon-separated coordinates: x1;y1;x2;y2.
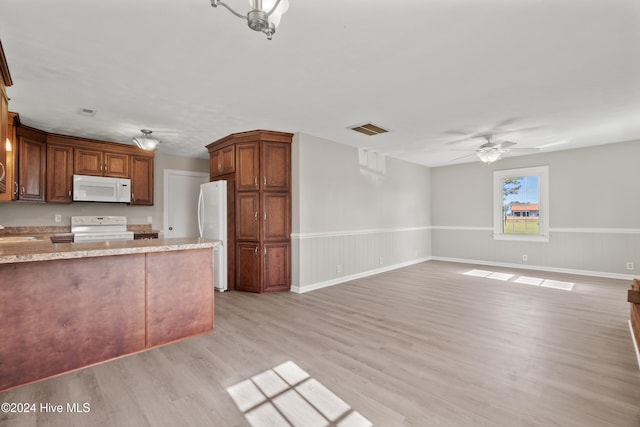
1;260;639;426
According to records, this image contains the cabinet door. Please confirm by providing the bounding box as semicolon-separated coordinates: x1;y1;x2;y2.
263;193;290;241
130;155;154;205
210;146;235;178
74;148;103;176
236;143;259;191
18;137;46;202
263;243;290;292
0;87;7;194
236;242;261;293
46;144;73;203
236;192;260;241
104;152;129;178
262;142;290;191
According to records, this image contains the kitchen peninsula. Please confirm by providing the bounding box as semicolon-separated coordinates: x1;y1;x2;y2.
0;237;218;391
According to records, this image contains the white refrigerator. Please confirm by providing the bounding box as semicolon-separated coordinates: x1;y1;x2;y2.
198;180;228;292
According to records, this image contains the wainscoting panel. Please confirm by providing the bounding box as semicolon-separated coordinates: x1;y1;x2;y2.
431;226;640;279
292;227;431;292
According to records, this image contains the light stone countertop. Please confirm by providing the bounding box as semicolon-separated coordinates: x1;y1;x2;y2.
0;237;220;264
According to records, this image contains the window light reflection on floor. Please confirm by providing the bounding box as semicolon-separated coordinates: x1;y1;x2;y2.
227;360;373;427
464;270;575;291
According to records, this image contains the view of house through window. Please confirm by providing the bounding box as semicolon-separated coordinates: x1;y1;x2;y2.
493;166;549;242
502;175;540;234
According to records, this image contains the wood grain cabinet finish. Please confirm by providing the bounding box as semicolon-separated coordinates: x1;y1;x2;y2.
17;127;47;202
74;148;129;178
0;41;12;195
207;130;292;293
0;255;147;391
46;144;73;203
210;145;235;178
0;247;215;392
130;155;154;205
0;83;7;194
146;249;214;347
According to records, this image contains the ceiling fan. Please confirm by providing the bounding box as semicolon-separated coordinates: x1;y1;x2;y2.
453;135;538;164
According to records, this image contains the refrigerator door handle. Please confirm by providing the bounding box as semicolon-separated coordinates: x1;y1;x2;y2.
197;188;204;238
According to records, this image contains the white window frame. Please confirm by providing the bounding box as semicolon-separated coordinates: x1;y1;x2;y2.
493;166;549;242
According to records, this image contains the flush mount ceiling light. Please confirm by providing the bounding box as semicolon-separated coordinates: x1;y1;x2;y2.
133;129;160;151
210;0;290;40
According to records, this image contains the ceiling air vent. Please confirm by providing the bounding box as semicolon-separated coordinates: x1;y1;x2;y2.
350;122;388;136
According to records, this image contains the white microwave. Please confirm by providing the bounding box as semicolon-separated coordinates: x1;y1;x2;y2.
73;174;131;203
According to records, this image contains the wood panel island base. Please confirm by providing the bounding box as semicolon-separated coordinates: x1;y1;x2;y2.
0;239;217;392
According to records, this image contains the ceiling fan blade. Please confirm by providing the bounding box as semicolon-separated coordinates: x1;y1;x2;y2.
452;153;477;161
499;141;517;149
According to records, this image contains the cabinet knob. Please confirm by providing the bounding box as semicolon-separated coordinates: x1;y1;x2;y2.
169;226;173;231
0;162;5;182
254;247;257;256
264;211;267;221
254;176;258;186
264;176;267;186
13;181;18;196
254;211;258;221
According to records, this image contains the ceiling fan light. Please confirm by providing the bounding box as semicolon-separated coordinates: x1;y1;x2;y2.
477;150;502;163
133;129;160;151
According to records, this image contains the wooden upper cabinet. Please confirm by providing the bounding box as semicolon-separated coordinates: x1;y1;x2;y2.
17;134;46;202
74;148;129;178
104;152;129;178
46;144;73;203
262;142;290;192
0;87;7;195
0;40;12;196
210;145;235;178
236;143;260;191
130;155;153;205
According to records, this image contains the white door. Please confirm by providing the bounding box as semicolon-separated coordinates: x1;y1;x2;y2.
164;169;209;238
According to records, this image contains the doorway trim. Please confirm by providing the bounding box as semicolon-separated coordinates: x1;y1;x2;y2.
163;169;209;237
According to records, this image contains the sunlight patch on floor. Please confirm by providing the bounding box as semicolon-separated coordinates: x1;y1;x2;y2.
465;271;575;291
227;361;373;427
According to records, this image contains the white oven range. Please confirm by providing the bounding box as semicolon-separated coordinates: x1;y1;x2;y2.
71;216;134;242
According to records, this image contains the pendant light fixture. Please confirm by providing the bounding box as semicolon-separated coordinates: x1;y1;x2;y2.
133;129;160;151
210;0;290;40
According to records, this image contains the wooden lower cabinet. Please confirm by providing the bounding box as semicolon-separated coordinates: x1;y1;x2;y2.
237;242;261;293
0;247;214;392
264;242;290;292
236;242;290;293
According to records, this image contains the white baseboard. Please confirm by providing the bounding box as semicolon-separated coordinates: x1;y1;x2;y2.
291;257;431;294
630;320;640;371
430;256;637;281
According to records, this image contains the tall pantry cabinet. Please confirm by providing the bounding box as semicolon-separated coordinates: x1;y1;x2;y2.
206;130;292;293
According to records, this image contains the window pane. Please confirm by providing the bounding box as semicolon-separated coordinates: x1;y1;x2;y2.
502;175;540;235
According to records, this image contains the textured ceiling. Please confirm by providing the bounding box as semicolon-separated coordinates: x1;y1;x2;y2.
1;0;639;166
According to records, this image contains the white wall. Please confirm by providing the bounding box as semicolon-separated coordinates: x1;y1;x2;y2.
0;152;208;230
430;139;640;278
292;133;431;292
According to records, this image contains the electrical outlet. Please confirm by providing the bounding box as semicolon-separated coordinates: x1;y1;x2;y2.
379;256;384;265
147;216;153;223
522;254;528;262
54;214;62;223
336;264;342;274
627;262;634;270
